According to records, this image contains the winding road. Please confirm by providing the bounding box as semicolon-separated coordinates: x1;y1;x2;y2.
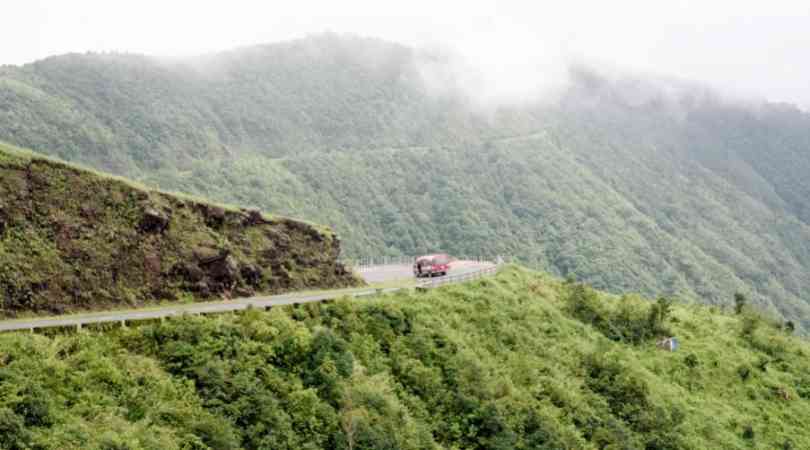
0;260;496;333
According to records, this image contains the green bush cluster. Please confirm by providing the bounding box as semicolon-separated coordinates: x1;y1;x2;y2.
0;333;234;449
1;266;809;449
582;353;687;449
565;283;673;344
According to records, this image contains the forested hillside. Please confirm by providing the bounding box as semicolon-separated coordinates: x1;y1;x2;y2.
2;266;809;449
1;34;810;328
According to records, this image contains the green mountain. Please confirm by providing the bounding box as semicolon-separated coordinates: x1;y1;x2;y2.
1;34;810;328
0;142;355;317
1;267;808;449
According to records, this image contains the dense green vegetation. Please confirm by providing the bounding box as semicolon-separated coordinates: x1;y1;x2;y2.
0;142;356;317
1;266;808;449
2;34;810;329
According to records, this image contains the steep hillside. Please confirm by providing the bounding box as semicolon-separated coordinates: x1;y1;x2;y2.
1;34;810;328
0;143;356;318
0;34;498;174
1;266;808;449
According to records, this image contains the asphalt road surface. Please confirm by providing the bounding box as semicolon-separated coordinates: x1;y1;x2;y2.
357;260;495;283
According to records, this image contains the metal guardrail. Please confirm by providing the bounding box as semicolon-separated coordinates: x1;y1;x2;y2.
0;260;502;333
343;256;416;271
345;255;501;272
0;287;402;334
416;265;499;289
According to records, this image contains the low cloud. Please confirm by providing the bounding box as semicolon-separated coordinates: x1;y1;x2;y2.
414;45;571;110
7;1;810;109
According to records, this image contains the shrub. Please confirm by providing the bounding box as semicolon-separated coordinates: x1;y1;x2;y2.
582;353;686;449
305;329;355;404
795;376;810;399
742;424;755;440
648;296;674;330
0;408;30;450
741;313;760;337
565;284;606;330
737;364;752;381
565;286;671;344
734;293;748;315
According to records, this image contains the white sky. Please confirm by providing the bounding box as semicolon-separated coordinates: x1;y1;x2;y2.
3;0;810;106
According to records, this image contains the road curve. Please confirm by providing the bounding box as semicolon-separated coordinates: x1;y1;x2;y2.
357;260;495;283
0;261;498;333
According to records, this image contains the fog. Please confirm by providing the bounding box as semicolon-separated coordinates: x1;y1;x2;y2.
4;0;810;108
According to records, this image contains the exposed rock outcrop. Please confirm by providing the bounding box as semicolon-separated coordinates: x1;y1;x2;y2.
203;205;227;229
140;208;170;234
242;208;269;226
0;203;6;234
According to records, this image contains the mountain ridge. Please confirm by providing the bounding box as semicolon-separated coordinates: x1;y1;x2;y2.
1;34;809;328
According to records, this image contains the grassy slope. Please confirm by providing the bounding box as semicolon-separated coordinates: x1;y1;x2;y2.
0;142;357;318
0;266;807;449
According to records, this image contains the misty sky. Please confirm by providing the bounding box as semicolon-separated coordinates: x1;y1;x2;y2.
4;0;810;107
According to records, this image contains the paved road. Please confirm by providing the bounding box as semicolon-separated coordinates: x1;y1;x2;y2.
0;261;496;333
0;288;398;333
357;260;494;283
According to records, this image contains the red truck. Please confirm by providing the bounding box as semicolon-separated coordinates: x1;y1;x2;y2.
414;254;451;278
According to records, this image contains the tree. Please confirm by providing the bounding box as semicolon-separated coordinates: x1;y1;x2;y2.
339;390;367;450
734;292;748;315
742;425;755;441
0;408;30;450
648;296;674;331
